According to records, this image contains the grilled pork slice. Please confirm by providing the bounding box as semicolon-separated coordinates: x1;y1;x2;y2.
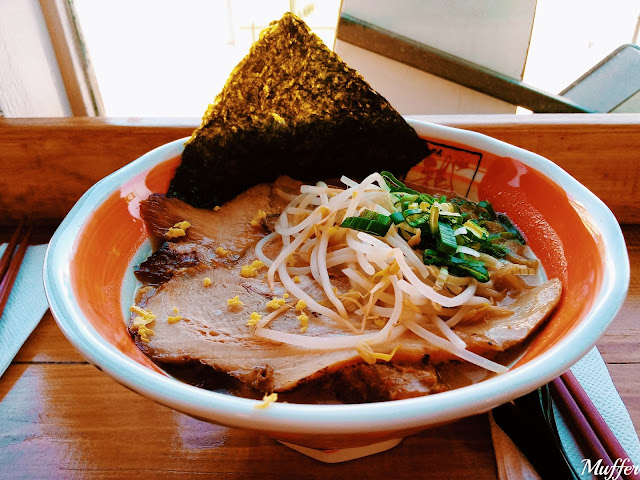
454;278;562;352
330;363;449;403
134;262;366;392
136;177;298;285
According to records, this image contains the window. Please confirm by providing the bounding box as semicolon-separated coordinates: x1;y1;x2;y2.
72;0;342;116
523;0;640;95
4;1;637;117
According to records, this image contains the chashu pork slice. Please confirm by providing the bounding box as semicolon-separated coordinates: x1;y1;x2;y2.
133;257;367;392
454;278;562;352
135;176;299;285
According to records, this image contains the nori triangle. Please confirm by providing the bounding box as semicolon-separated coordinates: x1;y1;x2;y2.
168;12;429;209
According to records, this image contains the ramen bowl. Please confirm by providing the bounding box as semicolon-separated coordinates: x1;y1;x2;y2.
44;118;629;459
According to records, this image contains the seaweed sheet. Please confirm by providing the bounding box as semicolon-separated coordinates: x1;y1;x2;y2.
169;12;429;208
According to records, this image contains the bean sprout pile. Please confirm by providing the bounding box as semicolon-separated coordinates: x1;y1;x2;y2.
251;172;539;373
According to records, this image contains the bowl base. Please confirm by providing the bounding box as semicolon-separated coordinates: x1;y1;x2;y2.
279;437;403;463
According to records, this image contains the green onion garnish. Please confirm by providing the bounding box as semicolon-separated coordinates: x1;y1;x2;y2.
340;209;392;237
403;208;430;228
395;195;418;211
497;214;525;244
429;205;440;235
477;200;496;220
381;179;524;283
436;221;458;254
463;220;489;239
380;171;420;195
389;211;405;225
423;249;490;282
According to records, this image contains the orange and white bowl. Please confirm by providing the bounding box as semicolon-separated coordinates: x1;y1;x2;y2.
44;118;629;455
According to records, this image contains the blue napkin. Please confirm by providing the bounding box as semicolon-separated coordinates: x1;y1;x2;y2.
0;244;49;377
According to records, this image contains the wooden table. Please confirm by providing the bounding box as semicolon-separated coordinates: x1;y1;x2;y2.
0;115;638;479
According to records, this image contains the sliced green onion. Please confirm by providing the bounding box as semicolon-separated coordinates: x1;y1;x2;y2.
477;201;497;219
389;211;405;225
395;195;418;211
453;262;489;282
423;249;445;266
403;208;424;217
456;245;480;257
380;178;525;283
438;211;461;217
497;213;525;244
403;208;430;228
435;266;448;290
463;220;489;239
417;193;435;205
438;203;456;213
423;249;490;283
340;209;392;237
380;171;419;195
437;221;458;254
429;205;440;235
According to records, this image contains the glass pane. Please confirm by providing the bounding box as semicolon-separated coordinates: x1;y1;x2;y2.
523;0;640;95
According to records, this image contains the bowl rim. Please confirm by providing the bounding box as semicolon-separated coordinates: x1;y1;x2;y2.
44;118;630;435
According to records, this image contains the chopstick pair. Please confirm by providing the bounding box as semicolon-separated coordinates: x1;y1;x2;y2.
550;371;640;480
0;220;32;320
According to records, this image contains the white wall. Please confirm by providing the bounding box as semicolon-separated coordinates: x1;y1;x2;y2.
0;0;71;117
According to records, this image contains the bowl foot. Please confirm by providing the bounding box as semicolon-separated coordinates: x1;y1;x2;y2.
279;437;403;463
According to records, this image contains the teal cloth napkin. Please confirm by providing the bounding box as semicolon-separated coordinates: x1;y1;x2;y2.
0;243;49;377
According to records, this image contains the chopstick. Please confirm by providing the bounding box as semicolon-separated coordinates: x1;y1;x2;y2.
0;220;32;319
550;372;640;480
562;370;638;470
0;219;26;281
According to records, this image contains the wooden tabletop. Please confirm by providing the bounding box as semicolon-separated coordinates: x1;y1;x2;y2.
0;114;639;479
